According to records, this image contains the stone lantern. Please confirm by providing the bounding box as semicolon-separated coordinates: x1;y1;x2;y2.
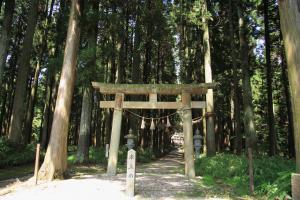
125;129;137;150
193;129;202;158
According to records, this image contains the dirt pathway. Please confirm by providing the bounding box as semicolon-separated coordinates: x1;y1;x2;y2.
135;150;200;199
0;150;227;200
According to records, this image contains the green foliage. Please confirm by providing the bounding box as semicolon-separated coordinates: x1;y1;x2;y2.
67;147;106;165
195;154;295;199
117;146;155;165
136;148;155;163
188;0;213;27
0;137;38;167
117;146;128;165
67;146;155;166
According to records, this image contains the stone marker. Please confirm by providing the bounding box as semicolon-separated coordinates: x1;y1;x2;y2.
126;149;136;197
292;173;300;200
105;144;109;158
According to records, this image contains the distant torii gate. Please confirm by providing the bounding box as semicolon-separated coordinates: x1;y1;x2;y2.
92;83;216;179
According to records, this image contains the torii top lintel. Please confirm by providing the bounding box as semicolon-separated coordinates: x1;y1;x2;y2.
91;82;216;95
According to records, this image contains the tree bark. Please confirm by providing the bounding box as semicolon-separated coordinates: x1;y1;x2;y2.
202;0;216;156
8;0;39;144
238;5;256;149
77;87;92;163
38;0;82;180
0;0;15;87
278;0;300;173
264;0;276;156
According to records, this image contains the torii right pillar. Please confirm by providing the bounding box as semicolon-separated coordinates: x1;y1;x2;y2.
206;87;216;156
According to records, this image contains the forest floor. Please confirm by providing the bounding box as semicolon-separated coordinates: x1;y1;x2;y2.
0;150;255;200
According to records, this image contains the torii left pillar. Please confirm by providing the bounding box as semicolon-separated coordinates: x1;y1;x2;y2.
107;93;124;176
182;92;195;179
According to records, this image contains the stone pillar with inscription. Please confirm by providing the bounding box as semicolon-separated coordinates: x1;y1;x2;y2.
126;149;136;197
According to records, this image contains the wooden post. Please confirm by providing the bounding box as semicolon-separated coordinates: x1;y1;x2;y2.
126;149;136;197
292;173;300;199
107;93;124;176
182;92;195;179
105;144;109;158
202;109;207;155
248;148;254;195
34;143;40;185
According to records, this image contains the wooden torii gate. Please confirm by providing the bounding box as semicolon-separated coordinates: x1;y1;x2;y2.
92;83;216;179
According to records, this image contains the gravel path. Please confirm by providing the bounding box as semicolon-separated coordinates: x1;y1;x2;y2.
135;150;200;199
0;150;227;200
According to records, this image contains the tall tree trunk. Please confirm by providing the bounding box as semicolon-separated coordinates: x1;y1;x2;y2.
179;0;187;82
264;0;276;156
143;0;152;84
41;72;52;149
76;0;98;160
280;45;295;158
278;0;300;173
77;87;92;163
88;0;99;147
0;0;15;90
130;1;141;139
23;61;41;143
8;0;39;144
1;35;20;136
202;0;216;156
24;0;55;144
0;83;8;135
275;4;295;159
229;0;242;154
238;5;256;149
38;0;82;180
40;0;66;149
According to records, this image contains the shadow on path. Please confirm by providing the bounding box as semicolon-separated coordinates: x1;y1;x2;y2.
134;150;203;199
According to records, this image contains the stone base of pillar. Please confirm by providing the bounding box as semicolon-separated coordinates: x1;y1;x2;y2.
292;173;300;200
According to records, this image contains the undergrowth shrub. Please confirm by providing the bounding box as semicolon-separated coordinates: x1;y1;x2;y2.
195;153;295;199
0;137;38;167
137;148;154;163
67;146;155;165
